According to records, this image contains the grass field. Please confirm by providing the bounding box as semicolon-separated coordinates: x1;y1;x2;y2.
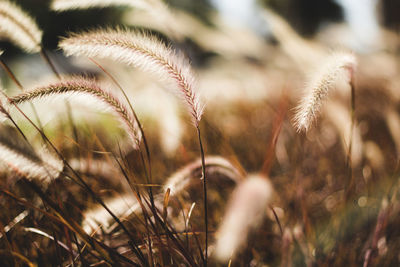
0;0;399;266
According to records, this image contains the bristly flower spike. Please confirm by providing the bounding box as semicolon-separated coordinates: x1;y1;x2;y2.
60;28;208;261
0;0;42;53
51;0;152;11
59;28;204;127
10;77;142;149
214;174;273;262
293;51;357;132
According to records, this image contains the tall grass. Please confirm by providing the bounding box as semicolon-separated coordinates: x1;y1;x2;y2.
10;77;142;149
0;1;399;267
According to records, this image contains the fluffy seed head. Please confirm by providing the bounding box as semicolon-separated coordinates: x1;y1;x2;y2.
0;49;3;56
163;156;242;197
293;51;357;132
51;0;151;11
82;194;140;234
60;28;204;126
0;1;42;53
0;127;63;185
214;174;273;262
0;145;61;184
10;77;142;149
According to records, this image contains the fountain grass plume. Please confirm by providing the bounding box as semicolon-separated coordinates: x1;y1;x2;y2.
0;143;62;184
81;156;241;234
59;28;204;127
51;0;152;11
82;193;140;234
60;28;209;262
293;51;357;132
9;77;142;149
0;126;63;184
162;156;242;197
214;174;273;262
0;0;42;53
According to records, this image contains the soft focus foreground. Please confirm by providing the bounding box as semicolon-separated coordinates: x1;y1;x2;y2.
0;0;399;266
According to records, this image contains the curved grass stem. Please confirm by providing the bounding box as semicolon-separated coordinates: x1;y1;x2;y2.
196;126;207;266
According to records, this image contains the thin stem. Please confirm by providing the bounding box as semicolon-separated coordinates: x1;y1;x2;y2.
196;126;207;266
0;57;44;130
88;59;158;249
261;96;287;175
41;47;81;160
270;205;283;237
345;76;356;200
348;77;356;166
0;58;23;90
1;107;28;142
7;96;147;264
72;233;87;266
88;58;152;181
20;180;139;266
146;197;197;266
65;100;80;155
40;48;60;79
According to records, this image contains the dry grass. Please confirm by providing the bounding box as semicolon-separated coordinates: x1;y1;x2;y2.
0;1;399;267
0;0;42;53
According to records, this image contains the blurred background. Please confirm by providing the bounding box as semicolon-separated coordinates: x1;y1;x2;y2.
2;0;400;52
1;0;400;266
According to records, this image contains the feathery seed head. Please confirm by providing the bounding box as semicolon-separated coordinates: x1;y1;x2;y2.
60;28;204;127
10;77;142;149
51;0;151;11
163;156;241;197
0;49;3;56
0;127;63;185
0;144;62;184
82;194;139;234
0;1;42;53
214;174;273;262
293;51;357;132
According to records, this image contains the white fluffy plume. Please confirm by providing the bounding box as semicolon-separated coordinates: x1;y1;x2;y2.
51;0;152;11
163;156;242;197
82;193;140;234
214;174;273;262
0;130;63;185
293;51;357;132
0;0;42;53
10;77;142;149
60;29;204;126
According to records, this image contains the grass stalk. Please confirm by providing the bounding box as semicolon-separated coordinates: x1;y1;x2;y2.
6;90;147;264
345;75;356;200
88;58;153;195
0;57;44;130
196;126;208;266
40;48;60;79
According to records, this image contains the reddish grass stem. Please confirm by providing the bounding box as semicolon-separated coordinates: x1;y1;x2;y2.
197;126;208;266
40;48;60;79
88;58;152;183
6;93;147;264
261;96;287;175
88;59;157;264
